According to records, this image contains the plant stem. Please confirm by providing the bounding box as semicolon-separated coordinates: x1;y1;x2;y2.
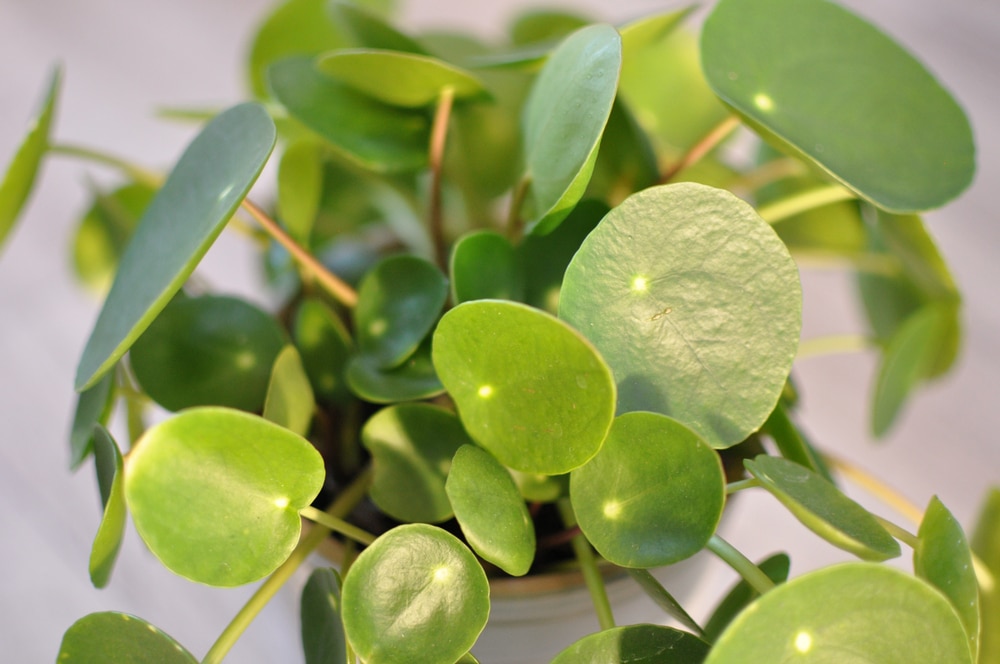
822;452;924;525
725;478;760;495
659;115;741;184
796;334;874;360
240;199;358;309
756;184;856;224
557;499;615;630
201;466;373;664
506;175;531;243
626;568;706;638
873;515;920;549
727;157;806;196
792;252;902;277
299;506;376;546
48;143;163;188
706;535;775;595
428;86;455;270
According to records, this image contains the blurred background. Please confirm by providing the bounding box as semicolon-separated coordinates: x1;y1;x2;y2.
1;0;996;661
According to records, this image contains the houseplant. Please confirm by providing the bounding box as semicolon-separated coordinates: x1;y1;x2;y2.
2;0;997;661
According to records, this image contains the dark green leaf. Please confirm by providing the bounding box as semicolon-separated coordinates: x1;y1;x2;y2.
552;624;709;664
263;345;315;436
703;553;790;642
346;339;444;403
293;298;354;403
446;445;535;576
124;407;324;586
433;300;616;475
0;66;60;254
69;371;115;469
571;412;725;567
972;488;1000;664
745;455;900;561
89;426;126;589
701;0;975;212
450;231;522;303
129;295;287;413
58;612;197;663
585;98;658;205
75;103;276;390
559;183;801;449
704;564;973;664
301;568;347;664
341;524;489;664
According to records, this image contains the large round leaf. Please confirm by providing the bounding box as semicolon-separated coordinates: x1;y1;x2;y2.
432;300;616;475
75;103;276;390
341;524;489;664
129;295;287;413
361;404;472;523
745;455;900;561
705;563;974;664
124;407;324;586
559;183;801;449
552;624;709;664
570;412;725;568
700;0;974;213
522;24;621;235
58;612;196;664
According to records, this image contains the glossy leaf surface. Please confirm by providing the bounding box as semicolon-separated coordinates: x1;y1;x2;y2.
129;295;286;413
355;255;448;368
433;300;616;475
263;345;315;437
745;455;900;561
277;139;323;244
0;66;59;254
522;24;621;234
318;49;486;107
571;412;725;568
361;404;471;523
703;553;790;642
124;408;324;586
58;612;196;664
705;564;973;664
701;0;974;212
75;103;276;390
341;524;489;664
450;231;521;304
301;568;347;664
972;488;1000;664
293;298;354;403
446;444;535;576
915;497;980;659
69;372;115;469
552;624;709;664
268;57;429;173
346;340;444;403
560;184;801;449
89;426;126;589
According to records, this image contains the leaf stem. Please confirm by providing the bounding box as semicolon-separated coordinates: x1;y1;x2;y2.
796;334;874;360
558;499;615;630
659;114;741;184
756;184;856;224
201;466;373;664
240;199;358;309
299;505;376;546
726;157;806;196
428;86;455;270
706;534;775;595
725;478;760;495
873;515;920;549
48;143;163;188
626;568;706;638
506;175;531;243
822;452;924;525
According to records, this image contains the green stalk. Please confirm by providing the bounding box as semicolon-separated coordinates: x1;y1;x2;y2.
49;143;163;188
797;334;874;360
706;535;775;596
626;568;706;638
558;499;615;630
725;478;760;495
201;466;373;664
299;506;376;546
874;515;920;549
756;184;856;224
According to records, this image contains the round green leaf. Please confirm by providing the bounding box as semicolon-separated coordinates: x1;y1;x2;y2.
559;183;801;449
69;371;115;469
745;455;900;561
75;103;276;391
89;426;126;589
0;66;60;254
700;0;974;213
570;412;725;568
552;624;709;664
450;231;522;304
124;407;324;586
277;139;324;245
361;404;472;523
355;255;448;369
59;612;197;664
317;49;487;108
703;553;790;642
916;497;980;659
432;300;616;475
346;339;444;403
301;568;347;664
263;345;316;436
293;298;354;403
341;524;489;664
705;563;973;664
522;24;622;235
267;56;429;173
446;445;535;576
129;295;287;413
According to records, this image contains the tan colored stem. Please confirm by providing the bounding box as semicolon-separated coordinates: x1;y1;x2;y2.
428;86;456;269
659;114;741;184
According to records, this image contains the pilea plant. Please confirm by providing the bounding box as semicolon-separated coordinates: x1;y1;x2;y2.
3;0;998;662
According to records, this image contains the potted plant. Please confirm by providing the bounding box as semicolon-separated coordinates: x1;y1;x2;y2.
2;0;997;661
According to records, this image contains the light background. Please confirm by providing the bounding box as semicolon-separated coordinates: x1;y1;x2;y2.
1;0;997;661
